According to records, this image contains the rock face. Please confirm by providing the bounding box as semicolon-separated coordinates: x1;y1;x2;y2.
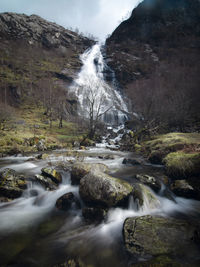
82;207;107;222
106;0;200;130
0;13;91;49
0;168;27;198
71;162;108;185
123;215;199;258
35;174;57;191
0;12;94;107
79;170;133;207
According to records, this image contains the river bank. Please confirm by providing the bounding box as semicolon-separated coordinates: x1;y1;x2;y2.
0;136;200;266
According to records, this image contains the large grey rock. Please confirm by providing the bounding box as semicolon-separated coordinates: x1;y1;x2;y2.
123;215;199;258
170;179;200;200
79;170;133;207
71;162;108;185
35;174;57;190
0;168;27;198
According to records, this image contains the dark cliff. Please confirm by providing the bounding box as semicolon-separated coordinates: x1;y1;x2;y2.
0;12;94;105
106;0;200;130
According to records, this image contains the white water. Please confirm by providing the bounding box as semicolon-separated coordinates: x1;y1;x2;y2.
69;44;129;124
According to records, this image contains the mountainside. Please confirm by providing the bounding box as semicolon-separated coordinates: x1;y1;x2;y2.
0;13;94;154
106;0;200;131
0;12;94;105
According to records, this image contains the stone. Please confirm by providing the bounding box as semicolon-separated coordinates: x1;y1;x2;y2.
41;168;62;184
35;174;57;190
135;174;161;192
132;184;161;209
0;168;27;198
123;215;199;258
82;207;107;222
122;158;141;165
71;162;108;185
79;170;133;207
170;179;200;200
56;192;81;211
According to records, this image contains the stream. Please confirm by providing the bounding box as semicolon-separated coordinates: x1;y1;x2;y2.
0;144;200;267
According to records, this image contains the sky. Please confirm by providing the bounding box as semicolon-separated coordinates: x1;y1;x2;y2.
0;0;142;40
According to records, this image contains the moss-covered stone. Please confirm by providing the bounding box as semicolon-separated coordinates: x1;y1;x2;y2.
164;152;200;178
41;167;62;184
123;215;199;258
0;168;27;199
79;170;133;207
71;162;108;185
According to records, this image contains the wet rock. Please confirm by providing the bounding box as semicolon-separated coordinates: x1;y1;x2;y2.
170;179;200;200
71;162;108;185
82;207;108;222
56;192;81;211
123;215;199;258
0;168;27;199
41;167;62;184
35;174;57;190
135;174;161;192
122;158;141;165
36;153;49;160
98;155;115;160
132;184;161;209
79;170;133;208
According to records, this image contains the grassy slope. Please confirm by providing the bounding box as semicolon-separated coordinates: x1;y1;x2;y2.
0;103;86;154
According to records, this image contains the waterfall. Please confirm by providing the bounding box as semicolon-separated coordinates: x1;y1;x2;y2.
69;44;129;125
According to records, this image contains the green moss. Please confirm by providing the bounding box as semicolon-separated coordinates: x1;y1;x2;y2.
164;152;200;178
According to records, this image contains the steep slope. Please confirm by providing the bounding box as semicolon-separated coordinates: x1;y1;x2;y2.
106;0;200;131
0;12;94;105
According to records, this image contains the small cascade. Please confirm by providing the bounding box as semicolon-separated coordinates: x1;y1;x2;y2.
69;44;129;125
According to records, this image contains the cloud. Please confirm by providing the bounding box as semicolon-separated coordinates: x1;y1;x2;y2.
0;0;142;40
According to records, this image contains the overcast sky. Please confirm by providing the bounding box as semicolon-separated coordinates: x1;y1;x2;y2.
0;0;142;40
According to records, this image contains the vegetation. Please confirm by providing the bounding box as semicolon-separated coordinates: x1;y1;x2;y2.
0;103;86;155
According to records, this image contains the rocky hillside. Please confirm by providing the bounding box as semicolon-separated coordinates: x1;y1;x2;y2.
0;12;94;105
106;0;200;131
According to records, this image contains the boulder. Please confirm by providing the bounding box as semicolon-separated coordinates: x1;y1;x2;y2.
71;163;108;185
0;168;27;198
122;158;141;165
41;167;62;184
123;215;199;258
135;174;161;192
56;192;81;211
82;207;107;222
170;179;200;200
79;170;133;207
132;184;161;210
35;174;57;190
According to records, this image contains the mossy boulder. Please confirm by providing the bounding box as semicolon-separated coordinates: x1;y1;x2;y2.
135;174;161;192
123;215;199;258
164;152;200;178
144;132;200;164
0;168;27;199
41;167;62;184
170;179;200;200
79;170;133;208
71;162;108;185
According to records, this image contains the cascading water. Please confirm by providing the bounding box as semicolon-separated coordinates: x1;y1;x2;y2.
69;44;129;125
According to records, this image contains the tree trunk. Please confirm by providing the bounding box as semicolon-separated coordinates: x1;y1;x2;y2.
59;115;63;128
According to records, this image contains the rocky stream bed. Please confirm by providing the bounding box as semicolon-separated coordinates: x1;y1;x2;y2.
0;142;200;267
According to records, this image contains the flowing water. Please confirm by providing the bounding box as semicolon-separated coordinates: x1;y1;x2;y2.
69;44;129;125
0;147;200;266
